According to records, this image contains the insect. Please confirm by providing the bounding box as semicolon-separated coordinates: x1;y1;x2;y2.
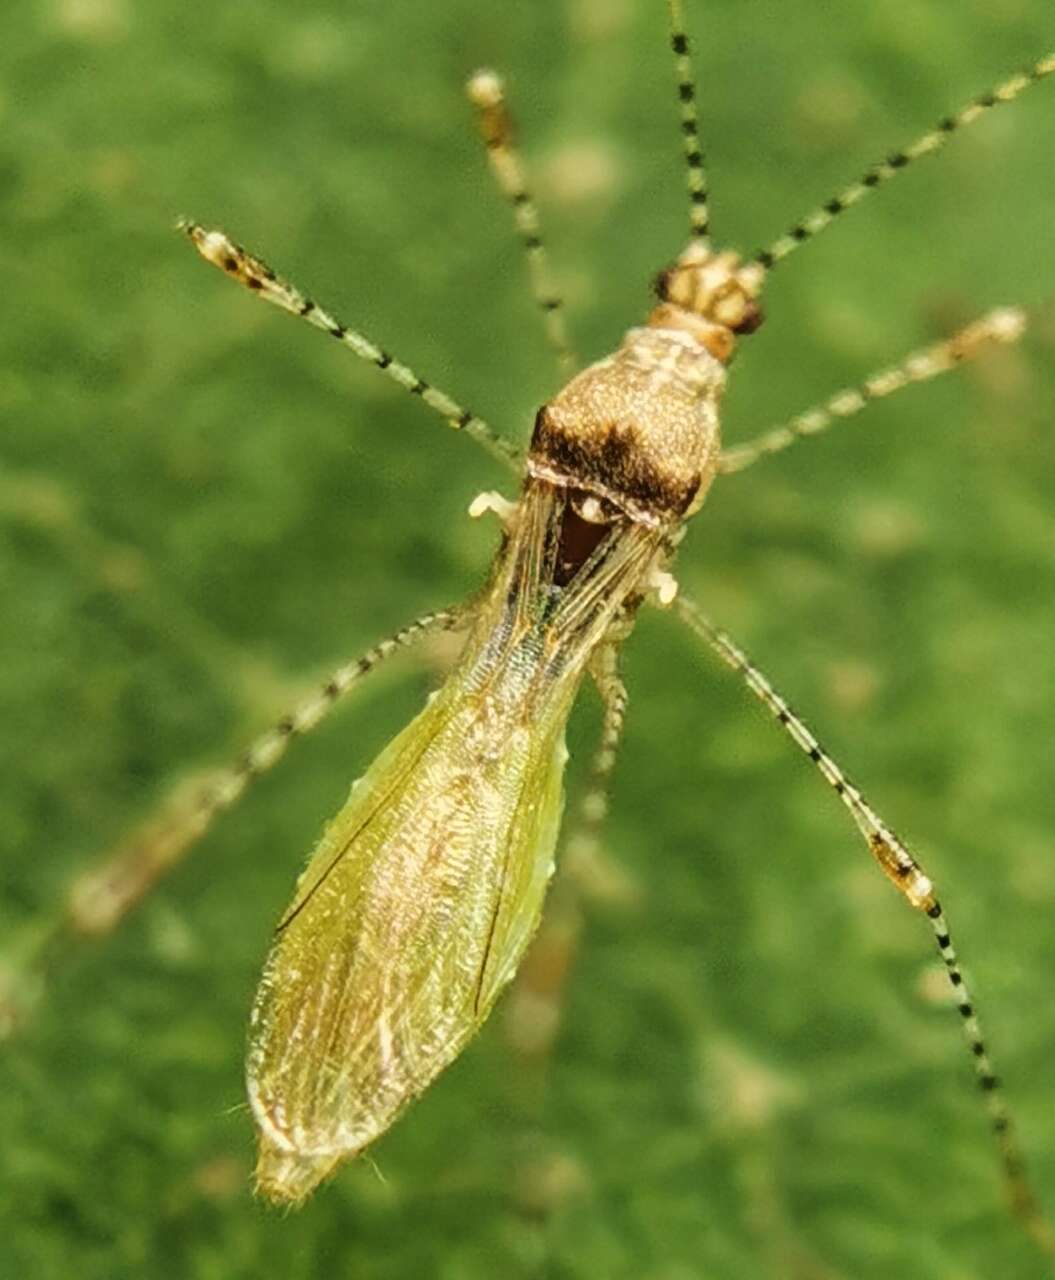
6;0;1054;1262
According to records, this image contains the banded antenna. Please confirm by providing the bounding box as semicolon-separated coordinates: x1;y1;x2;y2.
753;52;1055;273
667;0;711;248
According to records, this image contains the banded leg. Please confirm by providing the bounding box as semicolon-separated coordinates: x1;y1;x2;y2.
667;0;711;247
0;607;465;1037
504;646;630;1062
466;70;577;376
719;306;1026;475
180;222;520;472
675;593;1054;1256
753;52;1055;272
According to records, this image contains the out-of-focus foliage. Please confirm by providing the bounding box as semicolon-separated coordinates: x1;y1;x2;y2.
2;1;1054;1276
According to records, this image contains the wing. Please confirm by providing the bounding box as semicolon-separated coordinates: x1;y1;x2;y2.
246;478;663;1203
246;633;572;1203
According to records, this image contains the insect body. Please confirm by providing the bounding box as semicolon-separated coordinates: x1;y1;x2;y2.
151;22;1055;1234
17;0;1054;1253
238;236;757;1201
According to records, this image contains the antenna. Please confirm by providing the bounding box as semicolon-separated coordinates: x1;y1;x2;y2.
753;52;1055;272
667;0;711;248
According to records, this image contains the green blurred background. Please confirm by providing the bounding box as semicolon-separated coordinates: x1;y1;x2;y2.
3;0;1055;1276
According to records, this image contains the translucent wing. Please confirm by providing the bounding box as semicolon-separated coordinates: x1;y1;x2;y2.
246;479;663;1202
247;660;569;1201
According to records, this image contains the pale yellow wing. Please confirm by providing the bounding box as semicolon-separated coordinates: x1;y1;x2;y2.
247;663;571;1202
246;479;664;1204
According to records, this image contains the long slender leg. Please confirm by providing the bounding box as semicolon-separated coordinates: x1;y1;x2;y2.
466;71;577;377
753;53;1055;272
180;222;520;472
675;592;1054;1256
0;607;466;1036
719;306;1025;475
666;0;712;249
504;645;630;1061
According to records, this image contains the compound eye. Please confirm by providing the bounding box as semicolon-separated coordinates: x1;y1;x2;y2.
731;301;764;335
653;266;675;301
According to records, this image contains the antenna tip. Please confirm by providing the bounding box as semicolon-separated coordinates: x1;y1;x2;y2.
466;68;504;109
182;223;236;270
986;306;1028;343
